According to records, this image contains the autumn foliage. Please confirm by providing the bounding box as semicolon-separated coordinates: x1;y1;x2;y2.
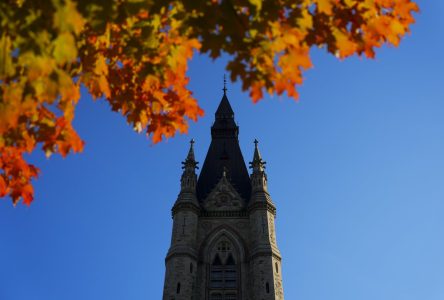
0;0;418;205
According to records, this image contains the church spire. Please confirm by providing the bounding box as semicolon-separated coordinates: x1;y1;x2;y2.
196;91;251;202
214;94;235;122
249;139;268;192
215;75;234;123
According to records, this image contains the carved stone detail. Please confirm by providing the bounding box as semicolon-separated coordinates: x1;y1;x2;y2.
203;174;245;211
269;216;276;244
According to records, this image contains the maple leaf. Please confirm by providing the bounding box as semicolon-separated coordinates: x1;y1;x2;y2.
0;0;418;205
317;0;333;14
53;33;78;65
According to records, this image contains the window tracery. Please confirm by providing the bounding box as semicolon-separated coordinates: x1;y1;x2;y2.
208;239;239;300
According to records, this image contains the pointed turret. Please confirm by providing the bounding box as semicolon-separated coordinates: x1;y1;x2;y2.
249;139;274;210
197;89;251;203
249;139;268;192
164;139;200;300
247;139;283;300
173;139;200;212
186;138;196;161
251;139;266;171
180;139;198;193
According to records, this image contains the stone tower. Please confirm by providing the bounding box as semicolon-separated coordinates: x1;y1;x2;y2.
163;90;284;300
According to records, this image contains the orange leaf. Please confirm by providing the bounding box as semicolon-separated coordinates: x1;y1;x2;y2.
317;0;333;14
250;82;263;103
0;176;7;197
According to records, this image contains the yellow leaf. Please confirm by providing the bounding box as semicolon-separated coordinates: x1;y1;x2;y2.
0;34;15;80
299;9;313;30
249;29;258;38
388;20;406;46
0;84;21;133
95;54;108;76
21;54;55;81
333;29;357;58
53;32;77;65
249;0;262;12
98;75;111;98
57;70;80;104
317;0;333;14
344;0;355;7
53;0;85;35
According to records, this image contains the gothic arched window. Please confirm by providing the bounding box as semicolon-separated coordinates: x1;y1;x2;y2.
208;239;239;299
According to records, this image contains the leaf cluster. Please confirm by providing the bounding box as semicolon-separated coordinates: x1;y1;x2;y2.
0;0;417;205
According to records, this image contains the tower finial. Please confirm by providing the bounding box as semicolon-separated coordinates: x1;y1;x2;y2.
223;74;227;94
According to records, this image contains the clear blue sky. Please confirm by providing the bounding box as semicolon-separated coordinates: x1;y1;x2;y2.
1;3;443;300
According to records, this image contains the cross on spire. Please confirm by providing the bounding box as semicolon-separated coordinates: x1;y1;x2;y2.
223;74;227;94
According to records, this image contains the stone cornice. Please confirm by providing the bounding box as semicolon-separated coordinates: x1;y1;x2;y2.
171;201;201;217
165;247;198;262
248;200;277;216
250;249;282;261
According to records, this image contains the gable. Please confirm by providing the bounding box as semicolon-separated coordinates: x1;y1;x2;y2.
203;174;246;211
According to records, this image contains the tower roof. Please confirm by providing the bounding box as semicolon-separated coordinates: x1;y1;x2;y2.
196;93;251;203
215;94;234;117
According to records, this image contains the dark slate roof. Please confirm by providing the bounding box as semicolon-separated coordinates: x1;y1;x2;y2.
196;93;251;204
215;94;234;118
